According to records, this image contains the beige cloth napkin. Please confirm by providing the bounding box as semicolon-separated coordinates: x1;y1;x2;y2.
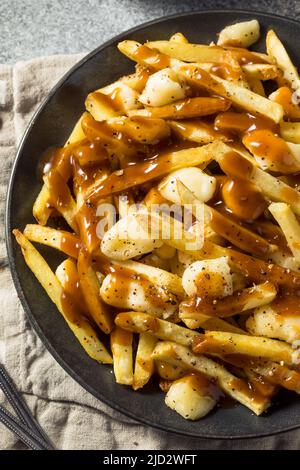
0;54;299;450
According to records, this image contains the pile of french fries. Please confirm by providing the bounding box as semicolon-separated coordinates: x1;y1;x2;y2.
14;19;300;421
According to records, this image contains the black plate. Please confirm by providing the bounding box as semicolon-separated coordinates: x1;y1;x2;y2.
6;10;300;439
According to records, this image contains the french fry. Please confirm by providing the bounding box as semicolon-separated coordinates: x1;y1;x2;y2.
120;66;152;92
33;113;89;226
118;40;181;71
87;81;141;120
145;40;270;64
156;360;186;380
77;249;113;334
135;209;204;254
115;311;198;346
248;361;300;393
140;252;170;271
269;202;300;263
55;258;87;314
181;257;233;298
33;185;52;226
13;230;112;364
139;68;187;107
107;116;170;144
86;141;216;201
182;315;246;332
24;224;80;258
130;97;231;120
101;209;163;261
179;282;277;320
242;64;278;81
246;305;300;343
193;330;300;366
175;179;276;256
133;332;157;390
65;112;89;145
152;341;269;415
168;119;229;144
217;20;260;48
110;259;185;297
154;244;176;260
221;353;300;393
269;87;300;120
100;273;178;319
111;326;133;385
178;66;283;122
266;30;300;93
280;122;300;143
43;173;78;232
81;113;143;162
169;32;189;43
15;23;300;422
165;374;217;420
213;142;300;216
243;130;300;174
201;317;246;334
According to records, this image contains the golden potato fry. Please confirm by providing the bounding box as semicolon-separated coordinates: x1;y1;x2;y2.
168;120;229;144
110;259;184;298
43;173;78;232
133;333;157;390
269;202;300;263
33;113;89;226
176;179;275;256
65;112;89;145
246;305;300;343
201;317;246;334
178;66;283;122
77;249;113;334
266;29;300;93
101;271;178;319
165;374;217;420
169;32;189;43
33;185;52;226
193;330;300;366
24;224;80;258
107;116;170;144
247;77;266;96
135;208;300;289
152;341;269;415
13;230;112;364
280;122;300;143
85;91;121;121
214;143;300;215
117;40;180;70
217;20;260;48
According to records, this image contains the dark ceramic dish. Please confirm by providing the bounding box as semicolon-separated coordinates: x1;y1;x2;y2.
6;10;300;439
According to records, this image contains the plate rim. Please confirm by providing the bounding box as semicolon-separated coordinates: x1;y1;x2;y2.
5;8;300;440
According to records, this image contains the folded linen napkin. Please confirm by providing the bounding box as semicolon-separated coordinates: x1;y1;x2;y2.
0;54;299;450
